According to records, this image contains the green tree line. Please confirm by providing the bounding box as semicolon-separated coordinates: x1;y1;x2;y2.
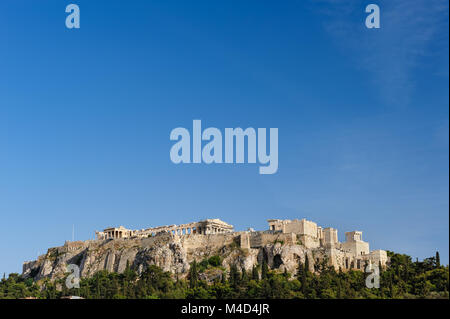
1;251;448;299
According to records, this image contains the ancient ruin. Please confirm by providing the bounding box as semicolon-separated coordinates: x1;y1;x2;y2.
95;218;234;240
263;218;387;270
22;217;388;282
94;217;387;271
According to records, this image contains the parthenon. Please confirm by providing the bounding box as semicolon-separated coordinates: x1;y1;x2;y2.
95;218;234;240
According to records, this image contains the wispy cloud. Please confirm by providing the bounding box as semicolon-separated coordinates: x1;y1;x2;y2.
311;0;449;106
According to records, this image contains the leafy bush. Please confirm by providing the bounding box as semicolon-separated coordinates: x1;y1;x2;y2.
208;256;222;267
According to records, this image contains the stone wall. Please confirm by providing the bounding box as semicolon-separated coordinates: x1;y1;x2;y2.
267;219;318;238
22;217;389;282
239;232;297;250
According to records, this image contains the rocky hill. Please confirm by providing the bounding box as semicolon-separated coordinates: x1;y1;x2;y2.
22;231;318;282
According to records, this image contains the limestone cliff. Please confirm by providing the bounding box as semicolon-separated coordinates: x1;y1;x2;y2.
22;232;323;282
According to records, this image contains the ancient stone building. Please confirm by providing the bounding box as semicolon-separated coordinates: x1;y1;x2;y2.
94;217;387;271
96;226;134;240
342;231;369;256
95;218;233;240
264;218;387;269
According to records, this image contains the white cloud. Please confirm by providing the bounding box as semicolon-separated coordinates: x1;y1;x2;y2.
311;0;449;106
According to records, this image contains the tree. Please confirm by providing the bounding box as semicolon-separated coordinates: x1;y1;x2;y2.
208;255;222;267
436;251;440;268
251;265;259;281
189;260;198;288
337;279;342;299
305;254;310;274
297;260;304;278
221;271;226;284
229;264;240;287
241;268;249;285
1;250;448;300
261;260;269;279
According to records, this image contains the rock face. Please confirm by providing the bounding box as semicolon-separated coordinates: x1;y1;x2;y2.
22;232;325;282
22;218;390;282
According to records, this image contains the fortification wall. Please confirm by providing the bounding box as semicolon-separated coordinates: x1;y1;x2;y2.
181;232;238;252
239;232;297;249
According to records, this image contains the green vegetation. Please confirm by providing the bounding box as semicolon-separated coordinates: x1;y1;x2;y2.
1;251;448;299
197;255;223;272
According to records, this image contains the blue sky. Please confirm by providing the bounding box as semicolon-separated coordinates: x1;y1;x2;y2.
0;0;448;275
